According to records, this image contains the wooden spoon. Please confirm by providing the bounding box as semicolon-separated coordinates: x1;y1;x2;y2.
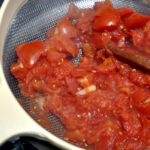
108;44;150;71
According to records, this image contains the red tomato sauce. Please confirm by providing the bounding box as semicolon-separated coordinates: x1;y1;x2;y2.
11;1;150;149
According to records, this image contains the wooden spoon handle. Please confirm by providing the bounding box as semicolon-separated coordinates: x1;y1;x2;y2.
108;44;150;71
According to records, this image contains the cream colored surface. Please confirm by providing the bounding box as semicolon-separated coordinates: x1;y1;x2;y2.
0;0;84;149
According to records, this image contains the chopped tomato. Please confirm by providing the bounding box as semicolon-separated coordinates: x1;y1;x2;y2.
65;129;85;142
65;76;79;95
79;57;97;71
111;31;126;48
82;43;96;58
46;49;66;63
30;59;51;79
130;30;144;50
94;120;119;150
53;60;75;80
56;18;77;38
67;3;80;19
94;0;113;10
45;35;78;57
124;12;150;29
10;61;28;80
130;30;150;54
93;31;112;49
16;40;44;68
114;94;141;136
129;70;146;87
95;57;116;74
132;88;150;115
144;31;150;52
45;94;63;114
117;7;134;18
46;27;55;38
115;136;143;150
59;35;78;56
31;79;46;92
76;8;94;33
94;6;120;31
144;21;150;31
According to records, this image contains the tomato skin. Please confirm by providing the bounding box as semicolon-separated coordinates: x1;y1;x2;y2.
94;6;120;31
124;12;150;29
16;40;44;68
56;18;77;38
59;35;78;57
45;18;78;57
45;35;78;57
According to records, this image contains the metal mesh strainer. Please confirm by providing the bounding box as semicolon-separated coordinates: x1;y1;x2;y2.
1;0;150;149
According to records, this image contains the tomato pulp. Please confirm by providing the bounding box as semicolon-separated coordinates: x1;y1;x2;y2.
11;1;150;149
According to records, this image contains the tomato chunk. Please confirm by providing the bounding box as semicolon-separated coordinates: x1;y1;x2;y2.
10;61;28;80
94;0;113;10
46;50;66;63
130;29;150;54
45;35;78;57
16;40;44;68
144;21;150;31
124;12;150;29
117;7;134;18
56;18;77;38
95;57;116;74
132;88;150;115
94;6;120;31
93;31;112;49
